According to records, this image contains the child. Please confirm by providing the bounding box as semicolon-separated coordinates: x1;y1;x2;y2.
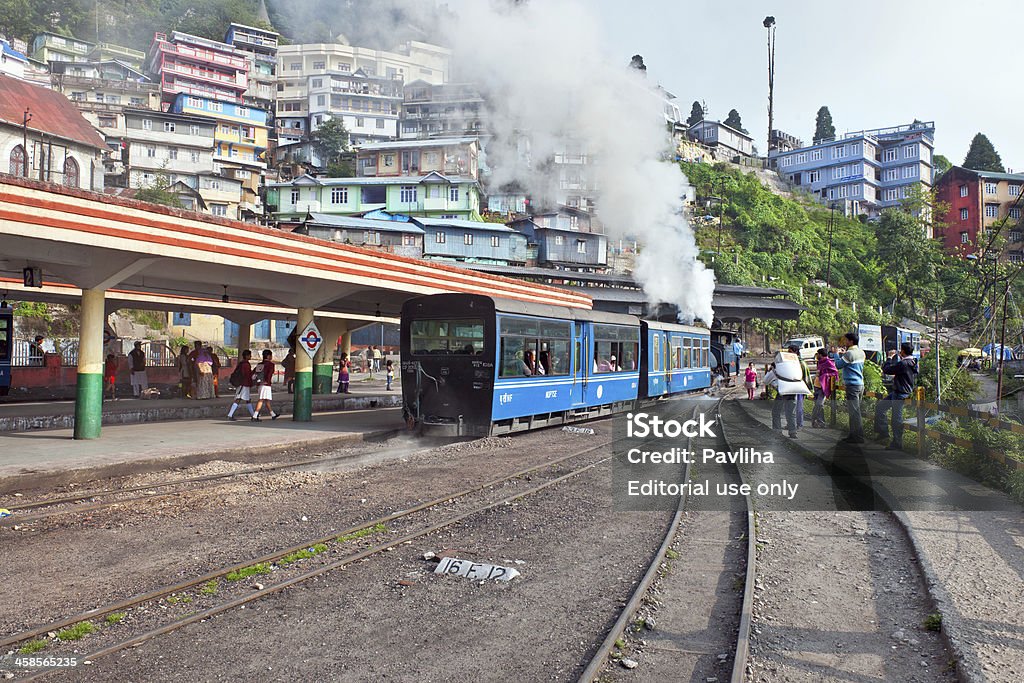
744;362;758;400
337;353;350;394
104;353;118;401
385;359;394;391
251;349;279;421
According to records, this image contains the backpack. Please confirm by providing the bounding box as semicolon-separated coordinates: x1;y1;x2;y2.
228;364;245;388
251;362;266;386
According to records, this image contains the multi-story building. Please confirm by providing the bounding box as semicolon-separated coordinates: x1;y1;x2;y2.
306;69;404;144
400;81;485;139
770;121;935;217
297;213;425;258
0;37;29;80
413;216;528;266
170;95;267;217
30;32;94;66
224;23;278;114
274;40;450;147
0;73;106;190
355;137;479;180
145;32;249;109
687;120;755;158
935;166;1024;257
770;129;803;154
88;43;146;70
509;207;608;271
266;171;481;223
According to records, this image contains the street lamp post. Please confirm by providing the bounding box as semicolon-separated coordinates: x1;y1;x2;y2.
764;16;777;155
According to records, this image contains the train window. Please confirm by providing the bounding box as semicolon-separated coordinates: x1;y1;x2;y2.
410;318;484;355
593;324;638;373
701;338;709;368
682;338;691;369
652;335;661;372
499;316;571;377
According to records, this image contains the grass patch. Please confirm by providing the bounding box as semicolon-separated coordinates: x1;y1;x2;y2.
614;638;626;650
104;612;126;625
180;596;192;604
665;548;679;560
166;596;180;604
278;543;330;567
200;579;219;595
56;622;96;641
924;613;943;631
18;639;47;654
225;563;272;582
336;523;387;543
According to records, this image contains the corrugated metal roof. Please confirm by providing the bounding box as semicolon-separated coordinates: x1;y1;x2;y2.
356;136;479;151
303;213;424;234
269;172;477;188
0;74;106;150
411;216;517;233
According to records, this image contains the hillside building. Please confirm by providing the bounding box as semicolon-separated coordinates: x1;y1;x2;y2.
935;166;1024;258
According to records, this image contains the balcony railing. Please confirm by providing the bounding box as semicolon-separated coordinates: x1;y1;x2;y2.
164;61;246;88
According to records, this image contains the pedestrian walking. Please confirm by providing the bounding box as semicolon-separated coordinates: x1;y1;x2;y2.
128;341;148;397
104;353;118;401
283;348;296;394
385;359;394;391
252;349;279;421
194;343;215;400
874;342;919;449
29;335;45;366
811;348;838;427
176;345;192;398
787;343;813;430
832;332;866;443
372;345;382;373
732;337;744;376
227;349;256;420
744;362;758;400
337;352;351;394
208;346;221;397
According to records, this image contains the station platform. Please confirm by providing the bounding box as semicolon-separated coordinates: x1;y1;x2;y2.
734;399;1024;683
0;382;406;495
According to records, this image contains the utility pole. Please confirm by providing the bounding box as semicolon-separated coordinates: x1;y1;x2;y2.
825;203;835;287
22;108;32;178
996;283;1010;415
764;16;777;156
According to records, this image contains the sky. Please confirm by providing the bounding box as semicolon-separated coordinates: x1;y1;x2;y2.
587;0;1024;168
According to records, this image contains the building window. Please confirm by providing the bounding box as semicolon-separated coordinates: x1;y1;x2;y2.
289;62;301;71
237;107;248;118
1011;208;1021;220
402;234;417;246
961;208;969;221
490;235;500;247
400;186;417;203
1012;230;1023;242
338;62;351;72
576;239;586;254
146;146;156;158
143;119;152;130
555;235;564;245
811;149;822;161
62;157;79;187
290;189;300;204
187;97;203;108
166;147;178;160
376;119;385;129
902;165;917;179
210;204;227;217
313;61;325;70
331;187;348;203
209;102;223;113
435;231;446;243
833;145;847;159
1010;185;1022;197
960;185;969;198
985;204;999;218
884;148;897;162
961;231;969;244
806;170;820;183
903;145;917;159
985;182;997;195
463;233;473;245
449;187;459;202
9;144;26;176
190;151;200;163
163;121;176;135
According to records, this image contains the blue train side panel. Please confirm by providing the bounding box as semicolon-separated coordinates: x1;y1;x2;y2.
642;321;711;398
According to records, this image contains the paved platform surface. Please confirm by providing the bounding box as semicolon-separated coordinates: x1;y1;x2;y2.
0;378;401;432
735;398;1024;683
0;400;406;494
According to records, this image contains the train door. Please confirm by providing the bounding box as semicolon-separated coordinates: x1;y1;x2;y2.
572;321;589;407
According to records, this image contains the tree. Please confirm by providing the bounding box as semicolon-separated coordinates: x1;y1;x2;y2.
310;118;350;170
724;108;747;134
134;173;183;209
813;106;835;144
875;207;943;315
628;54;646;72
933;154;952;180
963;133;1005;172
686;101;704;127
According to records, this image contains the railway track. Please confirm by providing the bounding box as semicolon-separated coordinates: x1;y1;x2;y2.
578;390;756;682
4;430;632;677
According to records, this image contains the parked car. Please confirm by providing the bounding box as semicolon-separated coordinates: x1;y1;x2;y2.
783;336;824;361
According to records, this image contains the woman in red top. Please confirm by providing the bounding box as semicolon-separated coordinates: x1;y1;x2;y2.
104;353;118;401
252;349;279;421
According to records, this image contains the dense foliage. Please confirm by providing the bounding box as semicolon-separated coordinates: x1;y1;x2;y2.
813;106;835;144
962;132;1005;172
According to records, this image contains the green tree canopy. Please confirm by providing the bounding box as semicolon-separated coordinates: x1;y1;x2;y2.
686;101;704;127
723;108;747;134
813;106;835;144
963;133;1005;172
933;154;952;179
628;54;646;72
310;118;350;168
874;206;943;315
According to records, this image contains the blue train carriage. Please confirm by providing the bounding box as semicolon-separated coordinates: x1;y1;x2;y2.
0;304;11;396
640;321;712;398
492;302;641;434
881;325;921;359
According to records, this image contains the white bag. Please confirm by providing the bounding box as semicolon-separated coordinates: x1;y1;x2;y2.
773;351;812;396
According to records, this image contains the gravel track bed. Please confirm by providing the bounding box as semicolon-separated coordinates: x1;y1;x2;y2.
720;405;956;683
0;427;604;636
43;459;668;682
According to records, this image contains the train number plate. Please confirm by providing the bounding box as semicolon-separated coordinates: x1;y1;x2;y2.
434;557;520;582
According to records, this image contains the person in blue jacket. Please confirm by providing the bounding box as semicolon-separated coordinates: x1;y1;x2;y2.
831;332;866;443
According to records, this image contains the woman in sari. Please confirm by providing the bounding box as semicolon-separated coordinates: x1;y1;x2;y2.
194;344;215;400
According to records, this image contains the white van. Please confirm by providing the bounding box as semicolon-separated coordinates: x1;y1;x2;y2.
784;336;825;362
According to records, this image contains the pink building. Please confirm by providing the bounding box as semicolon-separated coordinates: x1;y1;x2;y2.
145;32;249;107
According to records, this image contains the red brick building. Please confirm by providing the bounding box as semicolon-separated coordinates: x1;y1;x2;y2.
935;166;1024;259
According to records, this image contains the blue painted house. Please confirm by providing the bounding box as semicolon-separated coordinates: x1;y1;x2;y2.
297;212;424;258
509;207;607;270
410;216;527;266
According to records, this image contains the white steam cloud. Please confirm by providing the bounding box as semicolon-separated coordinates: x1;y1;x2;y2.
443;0;716;324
